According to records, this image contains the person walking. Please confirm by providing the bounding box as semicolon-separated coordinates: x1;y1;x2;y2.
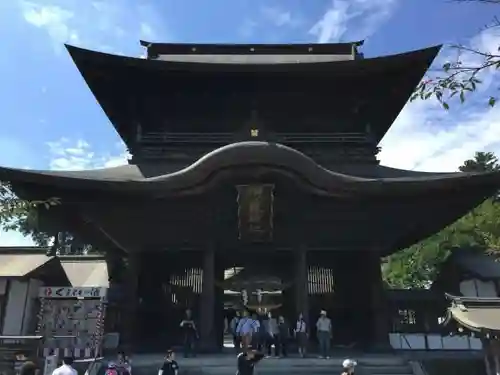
51;357;77;375
179;309;198;357
316;310;332;359
236;350;265;375
158;350;179;375
116;351;132;375
294;313;308;357
230;311;242;352
105;363;119;375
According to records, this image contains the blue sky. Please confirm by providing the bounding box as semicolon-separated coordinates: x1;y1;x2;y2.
1;0;500;245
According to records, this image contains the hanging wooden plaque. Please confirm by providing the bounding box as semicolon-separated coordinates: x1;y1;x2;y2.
237;184;274;242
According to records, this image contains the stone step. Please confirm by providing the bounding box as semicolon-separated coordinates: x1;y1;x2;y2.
120;355;414;375
363;365;413;375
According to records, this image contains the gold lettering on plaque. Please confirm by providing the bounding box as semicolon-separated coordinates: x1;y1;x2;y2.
247;185;264;227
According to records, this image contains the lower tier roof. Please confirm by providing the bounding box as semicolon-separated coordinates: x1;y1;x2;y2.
0;142;498;198
1;142;500;255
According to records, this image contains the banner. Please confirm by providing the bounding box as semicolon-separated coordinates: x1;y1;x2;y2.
39;286;107;299
237;184;274;241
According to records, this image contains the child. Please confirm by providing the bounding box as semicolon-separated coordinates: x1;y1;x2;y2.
116;352;132;375
105;363;118;375
158;350;179;375
236;350;264;375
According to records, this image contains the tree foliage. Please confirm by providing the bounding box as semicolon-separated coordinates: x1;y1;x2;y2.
1;181;60;246
383;152;500;288
411;0;500;108
1;181;97;254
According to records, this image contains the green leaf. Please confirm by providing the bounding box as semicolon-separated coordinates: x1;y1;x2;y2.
442;102;450;110
460;91;465;103
489;97;496;107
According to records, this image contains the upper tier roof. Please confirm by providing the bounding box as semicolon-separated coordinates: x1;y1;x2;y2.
65;44;441;146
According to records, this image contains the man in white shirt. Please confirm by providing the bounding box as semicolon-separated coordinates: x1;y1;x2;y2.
52;357;77;375
316;310;332;359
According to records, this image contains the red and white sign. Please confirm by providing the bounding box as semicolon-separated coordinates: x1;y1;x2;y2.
39;287;107;299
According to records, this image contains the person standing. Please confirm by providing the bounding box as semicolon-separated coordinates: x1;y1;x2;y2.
158;350;179;375
105;363;119;375
236;350;265;375
256;311;268;351
250;313;261;349
236;310;253;352
179;309;198;357
51;357;77;375
316;310;332;359
265;312;278;356
19;361;39;375
276;316;290;357
294;313;308;357
230;311;242;352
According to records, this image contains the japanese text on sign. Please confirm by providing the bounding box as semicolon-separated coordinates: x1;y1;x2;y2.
39;286;106;299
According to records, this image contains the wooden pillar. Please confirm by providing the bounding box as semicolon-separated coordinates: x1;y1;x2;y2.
120;253;140;353
370;252;391;351
295;245;309;324
199;246;216;352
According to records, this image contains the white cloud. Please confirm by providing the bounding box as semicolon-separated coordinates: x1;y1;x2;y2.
0;138;130;246
379;27;500;172
21;2;79;47
1;139;129;246
310;0;397;43
260;6;303;28
19;0;163;54
47;138;130;170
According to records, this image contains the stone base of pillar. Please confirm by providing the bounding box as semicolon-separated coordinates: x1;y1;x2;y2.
368;341;394;353
197;339;220;353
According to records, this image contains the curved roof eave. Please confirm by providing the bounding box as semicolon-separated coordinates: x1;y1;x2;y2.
65;43;442;71
0;142;499;197
444;294;500;333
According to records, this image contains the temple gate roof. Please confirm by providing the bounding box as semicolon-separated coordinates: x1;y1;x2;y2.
445;294;500;334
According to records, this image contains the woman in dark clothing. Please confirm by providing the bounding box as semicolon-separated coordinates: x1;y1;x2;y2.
236;350;264;375
179;309;198;357
276;316;289;357
19;361;38;375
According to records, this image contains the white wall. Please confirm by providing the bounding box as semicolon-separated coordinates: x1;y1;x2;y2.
389;333;482;350
2;278;42;336
154;54;355;63
22;279;43;334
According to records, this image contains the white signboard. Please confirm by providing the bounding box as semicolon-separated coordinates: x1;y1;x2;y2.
39;287;107;299
43;355;58;375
